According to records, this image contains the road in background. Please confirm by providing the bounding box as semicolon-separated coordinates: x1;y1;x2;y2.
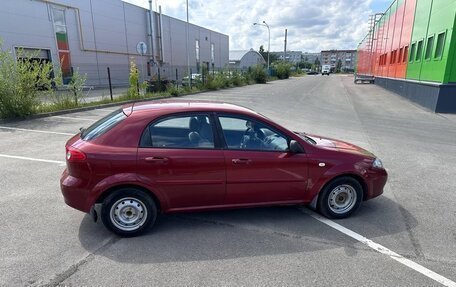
0;75;455;286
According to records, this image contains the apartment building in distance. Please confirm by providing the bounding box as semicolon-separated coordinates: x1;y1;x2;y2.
321;50;356;72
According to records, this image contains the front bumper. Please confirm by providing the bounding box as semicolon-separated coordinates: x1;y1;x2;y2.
365;168;388;200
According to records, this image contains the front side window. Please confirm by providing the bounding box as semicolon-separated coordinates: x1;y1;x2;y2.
143;114;214;149
218;116;288;151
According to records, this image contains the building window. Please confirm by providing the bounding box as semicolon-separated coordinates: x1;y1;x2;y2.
409;42;416;62
403;46;408;63
425;35;434;60
416;40;423;61
390;50;395;64
52;7;72;83
398;48;403;64
434;32;446;59
195;40;200;61
211;43;215;64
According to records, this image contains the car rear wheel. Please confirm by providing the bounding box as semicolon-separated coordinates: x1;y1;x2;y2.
317;177;363;219
101;188;157;237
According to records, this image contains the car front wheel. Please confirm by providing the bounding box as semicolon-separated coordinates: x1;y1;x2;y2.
317;177;363;219
101;188;157;237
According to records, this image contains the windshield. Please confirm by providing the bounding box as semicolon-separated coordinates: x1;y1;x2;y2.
81;109;127;141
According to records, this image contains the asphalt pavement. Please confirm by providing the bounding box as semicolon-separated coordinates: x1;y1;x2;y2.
0;74;455;286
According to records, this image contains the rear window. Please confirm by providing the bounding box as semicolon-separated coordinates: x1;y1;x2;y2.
81;109;127;141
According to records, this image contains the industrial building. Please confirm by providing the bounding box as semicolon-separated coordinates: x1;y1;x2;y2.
356;0;456;113
321;50;356;72
228;49;265;71
0;0;229;87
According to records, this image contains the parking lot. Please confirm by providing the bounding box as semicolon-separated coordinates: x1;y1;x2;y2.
1;75;455;286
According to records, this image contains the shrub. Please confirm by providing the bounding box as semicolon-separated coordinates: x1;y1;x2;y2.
229;70;245;86
166;84;181;97
274;61;292;79
248;65;267;84
205;71;230;90
127;58;140;99
68;68;87;105
0;44;55;118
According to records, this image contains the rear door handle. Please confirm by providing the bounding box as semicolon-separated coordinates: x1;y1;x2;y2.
232;158;252;164
145;157;169;164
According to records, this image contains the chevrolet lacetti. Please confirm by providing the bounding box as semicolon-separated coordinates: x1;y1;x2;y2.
61;101;387;236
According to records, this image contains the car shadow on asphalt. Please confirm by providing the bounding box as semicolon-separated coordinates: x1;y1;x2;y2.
77;195;417;264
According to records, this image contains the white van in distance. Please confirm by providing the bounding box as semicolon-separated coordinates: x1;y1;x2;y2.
321;65;331;75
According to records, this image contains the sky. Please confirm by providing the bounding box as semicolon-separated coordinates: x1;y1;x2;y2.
123;0;392;53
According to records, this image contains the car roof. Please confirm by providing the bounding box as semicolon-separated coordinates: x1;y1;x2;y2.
125;100;259;117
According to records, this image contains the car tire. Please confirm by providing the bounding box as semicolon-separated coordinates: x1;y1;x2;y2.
101;188;157;237
317;177;363;219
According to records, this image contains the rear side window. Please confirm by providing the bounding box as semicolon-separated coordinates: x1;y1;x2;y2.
141;114;215;149
81;109;126;141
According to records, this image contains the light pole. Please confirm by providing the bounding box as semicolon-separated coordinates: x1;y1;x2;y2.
253;21;270;75
186;0;190;83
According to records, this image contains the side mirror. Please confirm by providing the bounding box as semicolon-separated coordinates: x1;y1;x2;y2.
289;140;304;153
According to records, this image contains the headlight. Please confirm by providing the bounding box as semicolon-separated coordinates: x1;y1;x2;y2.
372;158;383;169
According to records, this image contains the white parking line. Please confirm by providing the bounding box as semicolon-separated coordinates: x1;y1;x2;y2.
52;115;96;122
301;208;456;287
99;108;118;112
0;126;73;136
0;154;65;165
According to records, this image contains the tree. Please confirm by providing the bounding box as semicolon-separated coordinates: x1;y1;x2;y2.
298;61;312;69
336;59;342;73
258;45;267;62
314;57;320;67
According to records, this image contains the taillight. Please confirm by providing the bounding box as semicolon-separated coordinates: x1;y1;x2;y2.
66;147;86;161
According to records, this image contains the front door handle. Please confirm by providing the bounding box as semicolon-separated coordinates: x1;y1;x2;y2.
232;158;252;164
145;157;169;164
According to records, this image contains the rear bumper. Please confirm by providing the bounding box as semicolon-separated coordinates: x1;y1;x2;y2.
60;169;91;213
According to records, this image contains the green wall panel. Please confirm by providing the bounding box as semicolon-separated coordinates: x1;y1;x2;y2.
406;0;433;80
406;0;456;83
447;10;456;83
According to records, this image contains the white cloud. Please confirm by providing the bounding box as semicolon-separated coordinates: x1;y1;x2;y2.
124;0;375;52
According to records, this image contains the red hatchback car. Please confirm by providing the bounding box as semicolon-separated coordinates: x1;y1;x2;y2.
61;101;387;236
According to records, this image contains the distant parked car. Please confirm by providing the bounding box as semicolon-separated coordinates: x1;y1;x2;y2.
61;101;387;236
306;71;318;75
